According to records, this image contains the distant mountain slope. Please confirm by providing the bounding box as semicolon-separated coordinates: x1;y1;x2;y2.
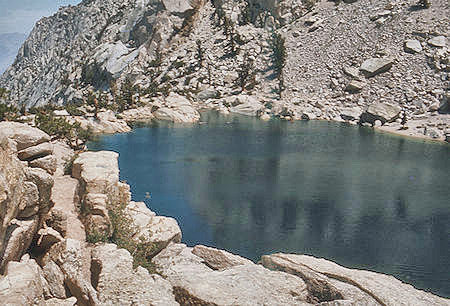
0;33;26;74
0;0;447;133
0;0;307;108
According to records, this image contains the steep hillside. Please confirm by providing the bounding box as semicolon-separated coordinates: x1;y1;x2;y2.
0;0;448;140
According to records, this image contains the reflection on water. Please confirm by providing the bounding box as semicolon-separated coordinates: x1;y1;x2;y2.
89;112;450;297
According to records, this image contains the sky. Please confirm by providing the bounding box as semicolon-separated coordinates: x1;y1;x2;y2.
0;0;81;34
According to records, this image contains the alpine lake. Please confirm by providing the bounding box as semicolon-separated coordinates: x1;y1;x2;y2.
88;111;450;298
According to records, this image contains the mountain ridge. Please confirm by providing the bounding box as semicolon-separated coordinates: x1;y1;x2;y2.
0;0;448;140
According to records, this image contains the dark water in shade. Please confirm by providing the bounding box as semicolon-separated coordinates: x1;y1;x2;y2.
88;111;450;298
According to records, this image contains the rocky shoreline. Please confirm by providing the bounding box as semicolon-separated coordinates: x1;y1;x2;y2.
0;121;449;305
15;92;450;145
1;0;449;144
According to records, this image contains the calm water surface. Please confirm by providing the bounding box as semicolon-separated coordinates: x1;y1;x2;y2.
88;112;450;297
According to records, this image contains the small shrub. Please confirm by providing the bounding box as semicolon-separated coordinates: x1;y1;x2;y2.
195;40;205;67
0;88;9;100
160;74;172;84
115;78;138;112
172;61;185;69
269;32;287;98
235;53;257;92
65;103;85;116
0;103;18;121
149;51;162;68
108;200;158;272
86;230;109;244
212;2;226;27
64;153;79;175
35;113;92;148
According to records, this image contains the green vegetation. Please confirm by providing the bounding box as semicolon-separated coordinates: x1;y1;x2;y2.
81;62;111;88
235;53;257;92
63;153;80;175
0;88;20;121
212;2;226;27
108;200;158;272
35;112;92;148
85;197;158;273
196;40;205;67
418;0;431;8
115;78;138;112
65;102;86;116
0;88;9;100
223;17;243;56
0;103;18;121
269;32;287;98
240;1;252;25
149;51;162;68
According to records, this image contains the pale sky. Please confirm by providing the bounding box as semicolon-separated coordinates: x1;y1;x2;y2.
0;0;81;34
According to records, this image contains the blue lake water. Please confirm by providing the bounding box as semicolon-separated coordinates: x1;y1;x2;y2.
88;111;450;297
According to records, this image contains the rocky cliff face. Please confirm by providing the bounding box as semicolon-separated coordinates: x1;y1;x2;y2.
0;0;311;107
0;123;54;272
0;0;448;140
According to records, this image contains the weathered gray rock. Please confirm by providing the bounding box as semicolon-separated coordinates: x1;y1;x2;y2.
24;167;54;216
72;151;119;197
91;243;178;305
41;258;67;299
428;36;447;47
262;254;450;306
30;155;58;175
192;245;253;270
53;109;71;116
34;227;64;255
120;106;154;122
0;139;44;271
340;107;363;121
125;201;181;253
45;239;98;305
425;127;441;139
1;217;40;270
18;142;53;161
153;243;310;305
45;297;77;306
0;0;173;107
260;113;271;120
162;0;194;13
51;140;75;177
404;40;422;53
84;193;111;234
343;66;360;79
73;111;131;134
344;80;365;93
230;95;264;116
72;151;120;237
0;122;51;151
17;181;40;218
361;103;402;124
48;176;85;241
0;255;46;305
154;93;200;123
439;94;449;113
360;58;394;77
93;41;139;78
197;88;219;101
